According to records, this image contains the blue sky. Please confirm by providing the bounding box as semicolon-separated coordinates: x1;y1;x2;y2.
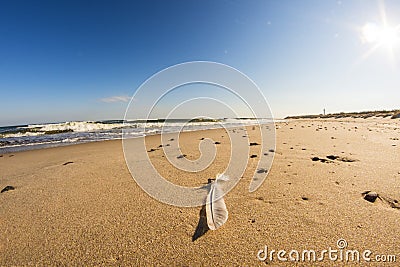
1;0;400;125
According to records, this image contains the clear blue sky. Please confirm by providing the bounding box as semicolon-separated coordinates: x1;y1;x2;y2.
1;0;400;126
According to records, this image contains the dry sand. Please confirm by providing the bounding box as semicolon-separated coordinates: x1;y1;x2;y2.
1;118;399;266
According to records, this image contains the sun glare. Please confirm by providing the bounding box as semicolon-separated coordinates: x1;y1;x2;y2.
359;20;400;64
356;0;400;65
356;0;400;64
361;22;400;47
380;27;398;46
362;23;380;43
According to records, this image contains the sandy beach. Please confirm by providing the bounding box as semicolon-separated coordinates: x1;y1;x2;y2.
1;117;399;266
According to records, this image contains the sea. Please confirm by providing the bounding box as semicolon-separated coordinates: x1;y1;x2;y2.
0;118;274;153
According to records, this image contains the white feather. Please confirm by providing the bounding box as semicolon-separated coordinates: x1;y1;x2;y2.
206;178;228;230
216;173;229;182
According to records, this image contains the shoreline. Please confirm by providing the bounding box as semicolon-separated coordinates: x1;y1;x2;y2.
0;121;278;154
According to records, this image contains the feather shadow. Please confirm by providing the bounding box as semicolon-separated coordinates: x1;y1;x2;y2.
192;204;209;241
192;179;214;242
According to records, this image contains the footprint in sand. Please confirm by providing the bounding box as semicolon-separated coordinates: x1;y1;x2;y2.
312;155;358;163
328;155;358;162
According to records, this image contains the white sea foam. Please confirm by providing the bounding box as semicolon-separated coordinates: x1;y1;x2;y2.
27;121;125;133
3;131;45;138
61;137;81;143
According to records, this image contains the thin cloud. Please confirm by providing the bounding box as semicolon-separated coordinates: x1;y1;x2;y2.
99;95;132;103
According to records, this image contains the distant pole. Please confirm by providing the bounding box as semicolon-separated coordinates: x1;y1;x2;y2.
323;108;326;116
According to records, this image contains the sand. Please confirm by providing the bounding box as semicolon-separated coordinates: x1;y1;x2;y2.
0;118;399;266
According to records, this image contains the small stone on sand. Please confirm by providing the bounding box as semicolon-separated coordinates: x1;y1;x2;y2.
326;155;339;160
1;186;15;193
363;191;378;203
257;168;268;173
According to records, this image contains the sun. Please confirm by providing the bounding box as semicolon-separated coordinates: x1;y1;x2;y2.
361;22;400;48
357;0;400;63
359;21;400;63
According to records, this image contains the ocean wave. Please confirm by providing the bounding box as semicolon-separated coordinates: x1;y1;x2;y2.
27;121;126;133
0;121;127;138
